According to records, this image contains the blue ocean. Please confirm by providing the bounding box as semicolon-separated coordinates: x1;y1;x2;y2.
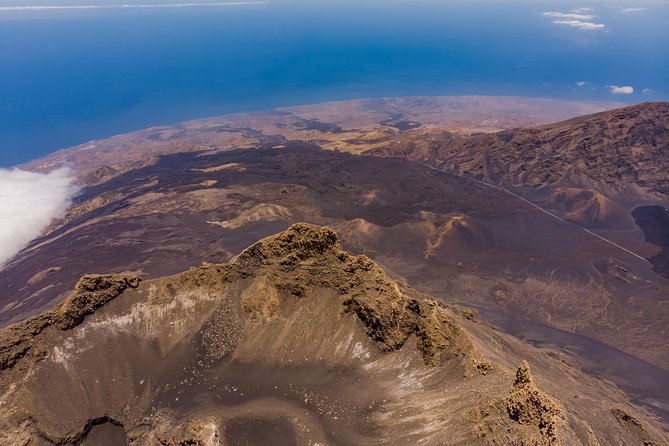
0;0;667;166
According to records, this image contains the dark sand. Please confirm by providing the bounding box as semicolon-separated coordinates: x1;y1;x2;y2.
82;421;127;446
632;204;669;279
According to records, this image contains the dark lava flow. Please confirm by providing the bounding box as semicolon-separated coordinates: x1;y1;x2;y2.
632;205;669;279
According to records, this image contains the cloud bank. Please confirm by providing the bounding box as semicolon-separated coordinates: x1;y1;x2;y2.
0;168;78;267
609;85;634;94
543;12;595;20
551;19;605;30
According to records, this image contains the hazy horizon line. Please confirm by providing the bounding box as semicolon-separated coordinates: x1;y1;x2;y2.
0;2;267;12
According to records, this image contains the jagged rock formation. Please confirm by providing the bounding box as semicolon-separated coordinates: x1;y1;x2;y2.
504;362;563;445
0;224;665;445
472;361;565;446
0;274;139;370
215;223;485;370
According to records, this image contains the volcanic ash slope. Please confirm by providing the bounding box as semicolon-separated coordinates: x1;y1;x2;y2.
0;224;665;445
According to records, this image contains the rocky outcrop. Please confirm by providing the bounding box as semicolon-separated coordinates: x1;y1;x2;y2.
36;416;126;446
611;408;658;446
147;417;221;446
475;361;566;446
0;273;140;370
234;224;483;369
233;222;341;268
53;274;141;330
505;362;563;445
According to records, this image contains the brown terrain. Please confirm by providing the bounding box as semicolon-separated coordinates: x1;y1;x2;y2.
1;96;668;443
0;224;666;445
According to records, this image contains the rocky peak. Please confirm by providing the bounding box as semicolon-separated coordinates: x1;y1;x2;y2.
235;223;341;266
514;360;533;387
0;273;140;371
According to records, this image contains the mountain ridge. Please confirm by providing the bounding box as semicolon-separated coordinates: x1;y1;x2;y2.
367;102;669;195
2;98;669;435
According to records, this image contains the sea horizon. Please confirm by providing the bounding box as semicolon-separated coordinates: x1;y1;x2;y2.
1;0;667;166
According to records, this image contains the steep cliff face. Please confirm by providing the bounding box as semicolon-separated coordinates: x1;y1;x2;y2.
0;274;140;370
0;224;665;445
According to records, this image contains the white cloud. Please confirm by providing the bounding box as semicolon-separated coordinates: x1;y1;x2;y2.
552;19;605;30
543;12;595;20
544;9;605;30
0;167;78;266
0;2;266;12
576;81;587;87
617;7;646;14
642;88;653;94
609;85;634;94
